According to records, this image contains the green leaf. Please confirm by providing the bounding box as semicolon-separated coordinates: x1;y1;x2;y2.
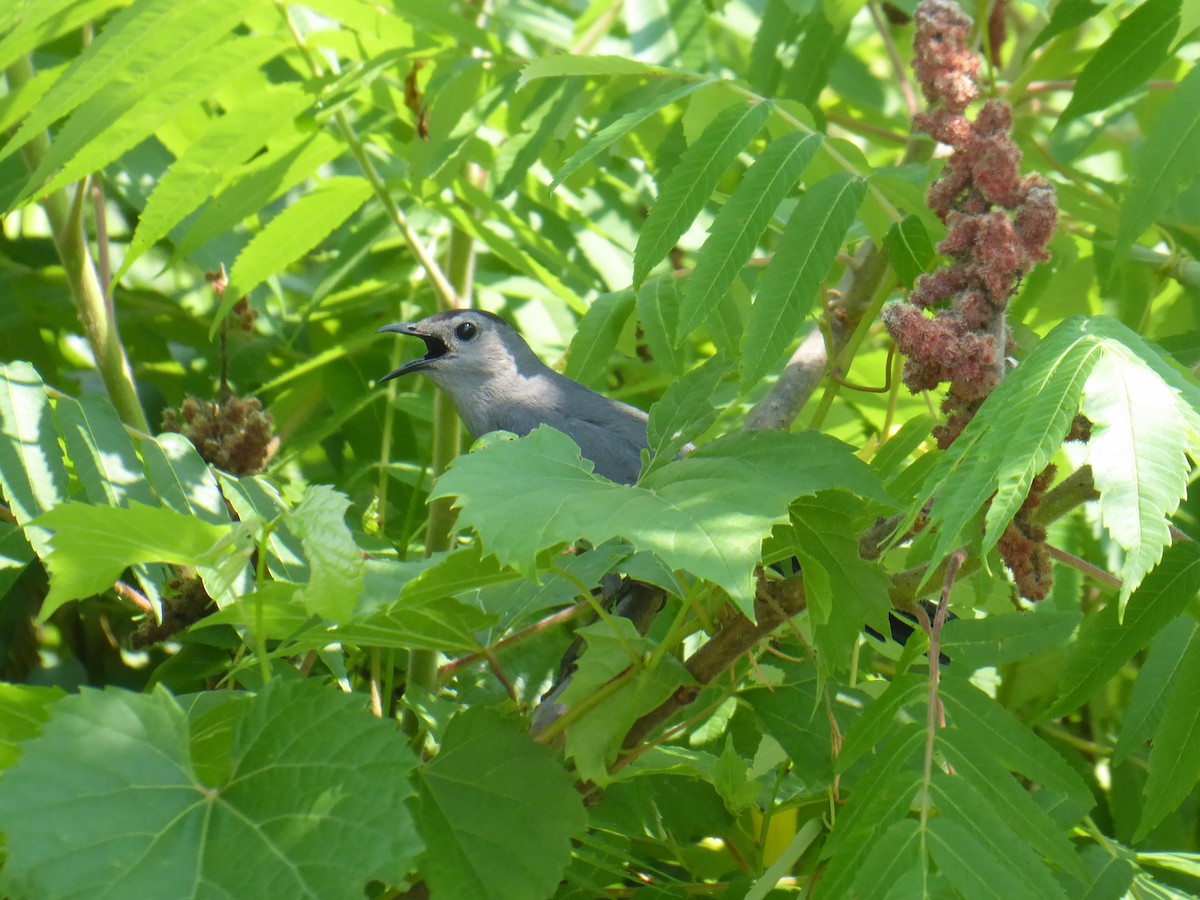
141;432;231;525
941;677;1093;808
635;276;684;373
1113;618;1196;764
1055;0;1181;130
35;502;236;618
0;684;63;771
0;681;420;899
740;173;865;389
836;674;925;774
219;474;308;584
676;132;821;343
284;485;366;624
0;362;69;556
1049;541;1200;718
1082;345;1200;612
564;289;635;388
518;54;673;90
416;708;586;900
54;396;156;508
117;85;313;280
218;176;374;333
884;213;936;288
14;33;287;210
0;0;130;76
927;817;1024;900
433;426;888;611
1136;628;1200;840
494;80;583;199
0;0;263;166
940;609;1082;668
744;664;834;783
848;819;923;898
550;79;708;191
1112;66;1200;268
633;101;771;289
645;354;735;470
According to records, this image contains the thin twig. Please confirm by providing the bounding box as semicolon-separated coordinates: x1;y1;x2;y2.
868;1;918;119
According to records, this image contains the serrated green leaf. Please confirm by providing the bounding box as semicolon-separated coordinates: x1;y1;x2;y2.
173;131;342;262
13;34;287;212
1112;66;1200;269
0;684;63;771
1136;628;1200;840
564;289;635;388
141;432;230;525
494;79;582;199
417;708;586;900
0;362;69;556
518;54;673;90
1082;347;1200;612
645;354;734;469
741;173;865;389
0;0;130;77
550;78;707;191
1055;0;1181;130
940;609;1082;668
634;101;771;289
848;819;923;898
836;674;925;774
1113;618;1196;764
54;395;156;508
284;485;365;623
559;617;655;706
218;176;374;333
744;666;833;782
676;132;821;343
931;770;1072;898
884;213;935;288
939;728;1084;878
432;426;888;612
1049;541;1200;718
941;677;1092;807
636;276;684;372
35;502;235;618
1;0;263;167
219;474;308;584
927;817;1023;900
0;681;420;899
117;85;312;280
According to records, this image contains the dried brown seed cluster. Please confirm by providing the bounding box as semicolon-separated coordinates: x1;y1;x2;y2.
883;0;1066;599
162;394;276;476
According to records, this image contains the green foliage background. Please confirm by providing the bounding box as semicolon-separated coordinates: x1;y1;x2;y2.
0;0;1198;897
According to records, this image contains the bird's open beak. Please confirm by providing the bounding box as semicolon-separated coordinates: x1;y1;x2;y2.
376;323;450;384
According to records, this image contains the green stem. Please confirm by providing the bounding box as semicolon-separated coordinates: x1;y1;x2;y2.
5;57;148;432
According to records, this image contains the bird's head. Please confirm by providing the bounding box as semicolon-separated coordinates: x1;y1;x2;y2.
376;309;538;393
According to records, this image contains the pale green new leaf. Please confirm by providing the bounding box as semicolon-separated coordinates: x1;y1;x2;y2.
219;176;374;333
35;502;235;618
0;681;420;899
54;396;156;508
0;362;69;556
433;426;888;612
1137;629;1200;840
141;433;231;526
1113;618;1196;764
1082;345;1200;612
550;79;708;191
633;101;771;289
1049;541;1200;718
118;85;313;280
564;289;635;388
676;132;821;342
284;485;366;624
740;173;865;388
1113;66;1200;267
1055;0;1181;130
1;0;264;166
417;708;586;900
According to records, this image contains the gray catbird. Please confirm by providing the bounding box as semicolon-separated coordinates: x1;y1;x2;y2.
378;309;649;485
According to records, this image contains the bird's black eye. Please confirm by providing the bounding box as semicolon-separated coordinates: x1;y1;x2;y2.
455;321;477;341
